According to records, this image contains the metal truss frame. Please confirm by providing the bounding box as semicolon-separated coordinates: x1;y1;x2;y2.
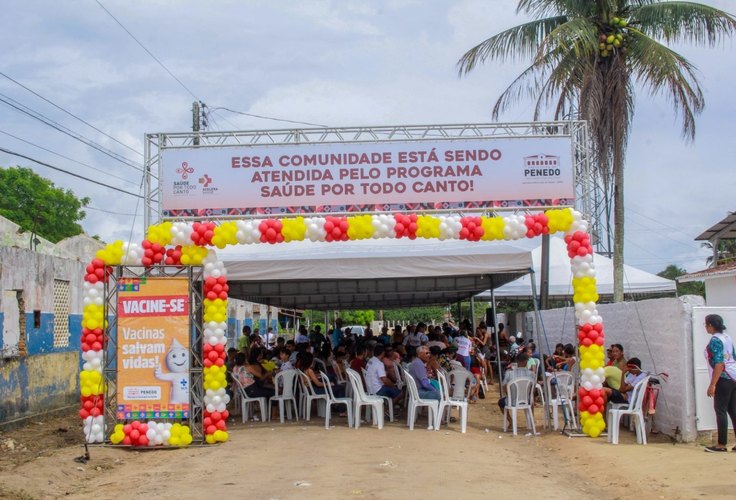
144;122;602;241
102;265;205;444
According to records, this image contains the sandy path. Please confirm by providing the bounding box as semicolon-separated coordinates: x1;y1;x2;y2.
0;403;733;500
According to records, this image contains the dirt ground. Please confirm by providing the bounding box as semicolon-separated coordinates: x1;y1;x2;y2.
1;402;734;500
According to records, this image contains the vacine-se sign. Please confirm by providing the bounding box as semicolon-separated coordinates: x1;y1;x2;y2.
160;137;574;216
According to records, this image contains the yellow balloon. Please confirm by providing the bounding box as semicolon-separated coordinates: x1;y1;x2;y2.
481;216;505;240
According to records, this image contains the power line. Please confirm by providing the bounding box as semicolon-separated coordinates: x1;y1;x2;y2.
0;128;138;186
0;70;143;158
212;106;329;128
86;205;138;216
0;147;144;199
95;0;200;102
0;93;143;172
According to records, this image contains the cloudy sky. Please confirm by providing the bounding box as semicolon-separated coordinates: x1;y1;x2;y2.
0;0;734;274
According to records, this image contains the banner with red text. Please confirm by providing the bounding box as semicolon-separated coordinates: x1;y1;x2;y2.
116;277;190;420
160;137;574;216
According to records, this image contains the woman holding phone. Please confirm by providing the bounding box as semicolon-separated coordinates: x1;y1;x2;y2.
704;314;736;452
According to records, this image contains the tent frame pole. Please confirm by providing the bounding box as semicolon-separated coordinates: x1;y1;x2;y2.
529;268;550;430
490;284;503;397
470;297;476;331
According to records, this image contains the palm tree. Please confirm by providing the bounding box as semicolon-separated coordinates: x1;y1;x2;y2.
701;239;736;267
458;0;736;302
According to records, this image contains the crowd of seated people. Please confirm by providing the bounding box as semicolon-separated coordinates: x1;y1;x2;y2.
225;319;502;418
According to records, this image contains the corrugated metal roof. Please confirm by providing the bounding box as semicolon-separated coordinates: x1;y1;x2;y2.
695;212;736;241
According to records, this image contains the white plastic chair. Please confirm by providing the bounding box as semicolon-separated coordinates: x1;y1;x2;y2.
608;376;650;445
362;367;395;422
319;372;353;429
331;360;347;384
449;369;472;401
449;360;464;371
402;369;439;430
268;370;299;424
392;361;405;390
437;370;467;433
314;357;328;375
298;370;329;421
232;376;268;423
504;377;537;436
545;372;577;431
346;368;384;429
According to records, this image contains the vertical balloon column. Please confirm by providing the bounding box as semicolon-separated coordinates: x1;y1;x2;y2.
79;219;231;446
566;218;607;437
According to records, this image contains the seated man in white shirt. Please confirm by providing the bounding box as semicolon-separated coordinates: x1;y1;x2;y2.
366;344;403;407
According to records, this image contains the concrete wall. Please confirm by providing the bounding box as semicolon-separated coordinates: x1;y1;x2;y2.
704;276;736;307
0;246;85;424
526;295;705;442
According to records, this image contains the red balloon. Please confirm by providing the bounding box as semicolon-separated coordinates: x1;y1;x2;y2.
221;410;229;420
92;258;105;268
137;435;149;446
123;436;132;446
587;404;599;414
206;425;217;435
131;421;141;429
215;420;227;431
582;395;593;407
129;429;140;441
123;424;132;434
79;409;90;419
211;411;222;422
204;417;212;427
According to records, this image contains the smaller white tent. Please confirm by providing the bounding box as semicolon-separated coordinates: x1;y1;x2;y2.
475;237;675;300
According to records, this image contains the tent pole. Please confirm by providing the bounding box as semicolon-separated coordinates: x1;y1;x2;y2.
529;268;549;430
491;286;503;397
470;297;476;331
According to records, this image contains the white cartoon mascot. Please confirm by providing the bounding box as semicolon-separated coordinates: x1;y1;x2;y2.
154;338;190;404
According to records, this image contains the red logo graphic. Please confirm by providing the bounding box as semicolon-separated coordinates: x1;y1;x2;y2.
199;174;213;188
177;162;194;179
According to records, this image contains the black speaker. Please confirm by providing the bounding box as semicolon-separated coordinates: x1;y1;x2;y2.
485;307;494;326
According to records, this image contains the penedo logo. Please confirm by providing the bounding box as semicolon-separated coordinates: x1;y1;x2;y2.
198;174;218;194
177;161;194;180
523;154;561;178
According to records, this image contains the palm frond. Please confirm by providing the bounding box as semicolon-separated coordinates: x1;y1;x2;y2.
457;16;567;75
626;29;704;139
632;1;736;46
536;16;599;61
517;0;596;19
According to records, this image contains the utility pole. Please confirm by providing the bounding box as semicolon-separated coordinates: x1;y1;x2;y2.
192;101;207;145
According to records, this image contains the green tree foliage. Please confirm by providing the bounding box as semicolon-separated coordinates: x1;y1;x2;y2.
458;1;736;302
383;306;446;324
657;264;704;297
0;166;89;243
338;310;375;326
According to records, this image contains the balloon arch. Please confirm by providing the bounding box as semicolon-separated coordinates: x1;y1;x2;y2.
79;207;606;446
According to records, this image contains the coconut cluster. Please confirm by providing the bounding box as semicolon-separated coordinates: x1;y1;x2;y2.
598;17;628;58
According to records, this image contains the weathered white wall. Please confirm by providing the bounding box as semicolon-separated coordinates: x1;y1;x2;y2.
526;295;705;442
705;276;736;307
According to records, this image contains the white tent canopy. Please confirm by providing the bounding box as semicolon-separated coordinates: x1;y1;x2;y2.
219;238;533;310
474;237;676;301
